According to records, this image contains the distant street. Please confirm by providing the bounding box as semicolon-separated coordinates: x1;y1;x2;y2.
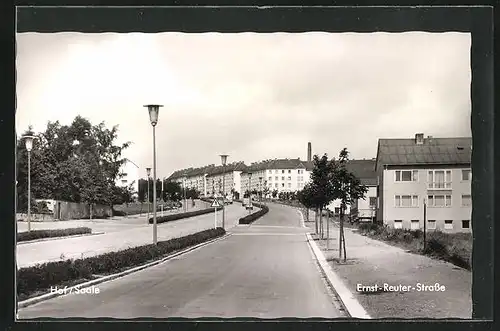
18;203;344;319
17;203;249;268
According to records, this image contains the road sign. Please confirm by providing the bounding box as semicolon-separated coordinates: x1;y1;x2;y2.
211;198;221;208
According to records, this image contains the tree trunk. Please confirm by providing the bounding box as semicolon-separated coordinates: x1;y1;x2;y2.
315;208;319;234
90;204;93;220
306;208;309;222
327;212;330;249
339;209;343;261
342;225;347;262
319;208;323;239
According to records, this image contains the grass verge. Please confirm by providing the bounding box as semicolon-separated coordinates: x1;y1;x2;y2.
238;203;269;224
17;227;226;301
355;223;472;270
17;227;92;242
148;206;222;224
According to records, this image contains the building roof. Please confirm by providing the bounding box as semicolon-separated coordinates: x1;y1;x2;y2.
375;136;472;170
346;159;377;186
167;162;247;180
241;158;309;173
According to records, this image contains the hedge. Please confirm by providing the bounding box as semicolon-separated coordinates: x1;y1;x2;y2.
17;227;226;298
238;203;269;224
17;227;92;242
148;206;223;224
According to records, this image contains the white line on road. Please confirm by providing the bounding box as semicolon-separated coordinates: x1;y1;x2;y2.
305;232;371;319
247;225;304;229
231;233;305;236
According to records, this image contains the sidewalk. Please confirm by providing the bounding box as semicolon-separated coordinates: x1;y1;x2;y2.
17;204;250;269
303;209;472;318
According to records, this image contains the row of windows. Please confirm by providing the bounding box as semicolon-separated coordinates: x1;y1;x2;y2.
267;176;305;182
393;219;470;230
394;169;472;188
267;169;306;174
394;194;472;207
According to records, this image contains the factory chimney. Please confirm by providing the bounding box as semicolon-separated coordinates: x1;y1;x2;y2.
307;142;312;162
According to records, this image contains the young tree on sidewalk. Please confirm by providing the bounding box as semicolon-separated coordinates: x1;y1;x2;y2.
309;154;337;239
297;184;315;224
331;148;368;262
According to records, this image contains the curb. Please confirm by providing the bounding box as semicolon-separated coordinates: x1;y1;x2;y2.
305;232;371;319
18;233;233;309
17;232;105;245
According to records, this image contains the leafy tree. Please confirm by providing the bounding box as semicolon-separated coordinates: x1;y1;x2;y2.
262;181;270;199
164;180;182;202
331;148;368;261
309;154;337;238
155;179;162;202
297;184;316;223
138;179;147;203
271;189;278;198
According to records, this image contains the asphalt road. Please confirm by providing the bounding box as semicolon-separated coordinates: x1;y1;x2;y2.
17;203;251;268
18;203;344;319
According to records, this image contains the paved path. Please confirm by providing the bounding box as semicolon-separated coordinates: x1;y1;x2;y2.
17;204;249;268
18;203;343;319
17;200;210;234
304;209;472;318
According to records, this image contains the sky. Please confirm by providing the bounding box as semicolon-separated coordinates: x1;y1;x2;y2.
16;32;472;179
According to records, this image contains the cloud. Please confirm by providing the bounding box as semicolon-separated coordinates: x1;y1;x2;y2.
16;32;471;176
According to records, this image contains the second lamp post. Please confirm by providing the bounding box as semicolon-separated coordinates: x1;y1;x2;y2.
144;104;162;245
220;154;228;229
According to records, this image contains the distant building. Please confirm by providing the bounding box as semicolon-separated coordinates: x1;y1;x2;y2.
376;133;472;233
241;158;313;197
115;158;140;198
327;159;378;221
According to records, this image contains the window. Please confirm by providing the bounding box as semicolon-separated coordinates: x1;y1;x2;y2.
462;169;471;181
444;220;454;230
269;176;272;181
282;176;285;180
275;176;278;180
428;195;452;207
288;176;292;180
369;197;377;208
462;220;470;229
288;183;292;188
298;169;303;174
410;220;420;230
282;170;285;174
395;170;418;182
428;170;452;189
288;170;291;173
395;195;419;207
282;183;285;187
275;183;278;188
428;220;436;230
394;220;403;229
461;194;472;207
121;179;127;184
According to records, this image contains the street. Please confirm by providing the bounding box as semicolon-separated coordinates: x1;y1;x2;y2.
18;203;344;319
17;203;250;268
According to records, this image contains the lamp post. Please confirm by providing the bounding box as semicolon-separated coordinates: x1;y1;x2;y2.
259;176;263;203
146;167;151;224
248;172;252;215
144;104;162;245
22;135;37;232
183;176;187;213
220;154;228;229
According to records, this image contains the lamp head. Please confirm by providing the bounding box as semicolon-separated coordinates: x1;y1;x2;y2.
144;104;163;127
220;154;229;166
22;135;37;152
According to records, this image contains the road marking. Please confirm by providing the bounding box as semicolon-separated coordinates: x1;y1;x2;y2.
248;225;303;229
306;232;371;319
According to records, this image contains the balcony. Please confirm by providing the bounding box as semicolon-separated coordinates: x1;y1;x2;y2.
428;182;452;190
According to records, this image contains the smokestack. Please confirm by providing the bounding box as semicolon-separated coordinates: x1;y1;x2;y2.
307;142;312;162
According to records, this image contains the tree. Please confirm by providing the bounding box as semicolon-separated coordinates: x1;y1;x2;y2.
155;179;162;202
272;189;278;198
330;148;368;262
262;181;270;199
164;180;182;202
309;154;337;238
297;184;316;223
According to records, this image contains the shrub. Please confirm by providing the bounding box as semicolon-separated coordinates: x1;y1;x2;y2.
148;206;223;224
17;227;92;242
17;227;226;298
238;203;269;224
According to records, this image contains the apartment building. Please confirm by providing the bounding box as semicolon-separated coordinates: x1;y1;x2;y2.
240;158;313;196
376;133;472;233
167;165;216;196
327;158;378;221
205;162;247;198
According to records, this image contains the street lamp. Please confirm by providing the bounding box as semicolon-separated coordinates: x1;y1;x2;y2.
146;167;151;224
248;172;252;215
144;104;162;245
22;134;37;232
220;154;228;229
259;176;263;203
